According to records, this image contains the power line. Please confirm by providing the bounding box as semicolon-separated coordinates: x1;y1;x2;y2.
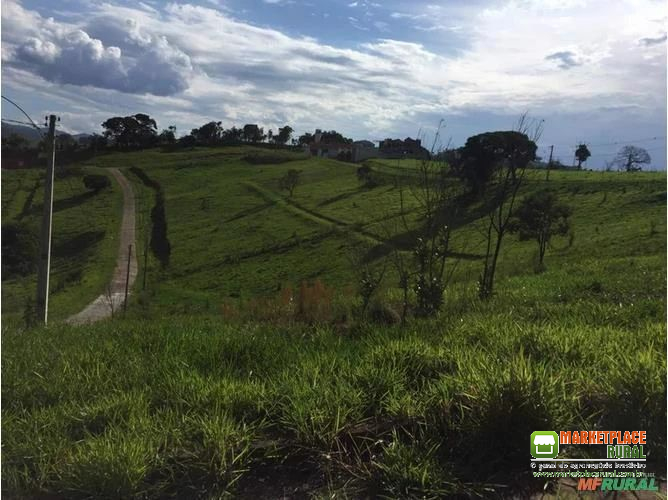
2;118;42;129
579;145;666;158
584;136;666;148
537;135;666;149
1;95;44;139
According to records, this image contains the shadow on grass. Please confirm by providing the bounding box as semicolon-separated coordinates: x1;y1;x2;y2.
52;230;106;259
225;202;274;223
317;187;365;208
29;190;99;215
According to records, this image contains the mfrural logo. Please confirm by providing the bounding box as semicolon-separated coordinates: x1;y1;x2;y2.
531;431;559;459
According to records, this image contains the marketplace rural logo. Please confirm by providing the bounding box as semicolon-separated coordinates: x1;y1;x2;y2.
530;431;658;492
530;430;647;460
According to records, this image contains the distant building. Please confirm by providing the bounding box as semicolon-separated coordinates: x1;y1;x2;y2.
304;129;353;159
379;137;430;159
303;130;380;162
352;140;378;162
307;141;352;159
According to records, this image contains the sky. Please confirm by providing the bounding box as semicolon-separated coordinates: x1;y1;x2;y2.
1;0;666;168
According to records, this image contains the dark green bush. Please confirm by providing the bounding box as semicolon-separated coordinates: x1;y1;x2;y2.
82;174;111;192
130;167;170;268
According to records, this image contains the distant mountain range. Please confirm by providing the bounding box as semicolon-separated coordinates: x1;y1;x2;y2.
1;121;92;145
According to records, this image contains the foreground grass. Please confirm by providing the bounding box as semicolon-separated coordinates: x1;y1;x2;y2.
3;281;665;498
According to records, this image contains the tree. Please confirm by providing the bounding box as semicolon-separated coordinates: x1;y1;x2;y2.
192;121;222;146
243;124;263;143
509;190;572;267
83;174;111;192
267;129;274;144
574;144;591;169
477;116;542;299
178;134;197;149
298;132;313;146
454;130;537;195
221;126;243;144
2;133;29;153
159;126;177;145
320;130;352;143
101;114;158;149
87;133;108;153
279;169;301;197
383;120;460;317
133;114;158;148
614;145;651;172
276;126;294;145
57;133;79;152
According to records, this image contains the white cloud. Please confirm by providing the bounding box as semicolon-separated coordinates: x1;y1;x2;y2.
1;0;665;145
390;12;425;20
3;1;193;96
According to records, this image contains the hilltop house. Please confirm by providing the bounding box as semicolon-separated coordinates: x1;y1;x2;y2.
304;130;379;162
352;140;378;162
304;129;353;159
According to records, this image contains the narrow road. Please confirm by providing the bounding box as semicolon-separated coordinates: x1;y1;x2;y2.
67;168;137;325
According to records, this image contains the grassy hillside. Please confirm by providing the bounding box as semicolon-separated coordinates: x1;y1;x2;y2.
85;147;665;317
1;166;123;323
2;146;666;497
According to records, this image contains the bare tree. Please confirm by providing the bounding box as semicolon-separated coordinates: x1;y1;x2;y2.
279;169;302;197
614;145;651;172
378;194;413;326
477;114;543;299
388;122;463;316
346;239;388;317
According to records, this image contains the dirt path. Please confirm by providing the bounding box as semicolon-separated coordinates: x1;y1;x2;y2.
67;168;137;325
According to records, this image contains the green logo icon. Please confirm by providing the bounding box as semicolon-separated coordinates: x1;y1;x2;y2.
531;431;559;459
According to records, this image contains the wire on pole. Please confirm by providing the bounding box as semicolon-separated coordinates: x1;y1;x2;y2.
1;95;45;138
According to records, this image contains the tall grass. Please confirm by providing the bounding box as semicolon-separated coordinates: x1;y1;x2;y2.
3;298;665;497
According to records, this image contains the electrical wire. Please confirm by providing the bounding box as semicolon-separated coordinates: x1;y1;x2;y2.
1;97;90;220
2;118;41;128
1;95;45;139
537;135;667;149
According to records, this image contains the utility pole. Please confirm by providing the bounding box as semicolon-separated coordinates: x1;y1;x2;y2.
546;145;553;181
35;114;57;325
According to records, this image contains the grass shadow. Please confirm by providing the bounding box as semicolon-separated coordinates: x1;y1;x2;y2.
225;202;274;223
31;190;99;215
52;230;106;259
317;187;365;208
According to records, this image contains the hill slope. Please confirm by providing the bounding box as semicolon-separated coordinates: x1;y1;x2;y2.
1;165;123;323
2;146;666;498
84;146;666;316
